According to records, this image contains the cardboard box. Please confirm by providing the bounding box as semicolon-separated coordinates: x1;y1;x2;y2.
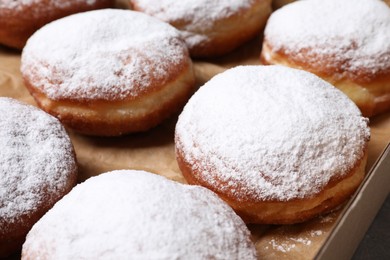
316;144;390;260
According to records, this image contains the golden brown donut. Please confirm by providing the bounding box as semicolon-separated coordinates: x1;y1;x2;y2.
175;65;370;224
21;9;195;136
273;0;389;9
22;170;257;259
272;0;296;9
261;0;390;117
0;97;77;258
130;0;272;58
0;0;114;50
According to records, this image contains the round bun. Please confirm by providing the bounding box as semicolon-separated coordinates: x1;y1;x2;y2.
261;0;390;117
175;65;370;224
21;9;195;136
0;0;114;49
272;0;296;9
131;0;272;58
0;98;77;258
22;170;257;259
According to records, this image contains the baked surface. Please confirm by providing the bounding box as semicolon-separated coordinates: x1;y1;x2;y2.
0;0;114;49
0;98;77;258
272;0;296;9
261;0;390;117
175;65;370;224
21;9;195;136
131;0;272;58
22;170;257;259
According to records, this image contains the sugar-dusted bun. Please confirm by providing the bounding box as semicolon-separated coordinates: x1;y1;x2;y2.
272;0;296;9
261;0;390;117
21;9;195;136
0;0;114;49
175;65;370;224
0;98;77;258
22;170;257;259
131;0;272;58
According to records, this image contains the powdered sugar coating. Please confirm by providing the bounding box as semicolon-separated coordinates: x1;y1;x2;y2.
175;66;370;202
0;98;76;223
23;171;257;259
21;9;188;101
264;0;390;76
1;0;97;11
131;0;255;49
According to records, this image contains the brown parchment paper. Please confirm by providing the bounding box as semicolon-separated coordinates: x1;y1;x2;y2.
1;32;390;259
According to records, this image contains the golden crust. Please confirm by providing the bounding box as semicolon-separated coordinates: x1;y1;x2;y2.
186;0;272;58
0;0;114;49
272;0;296;9
176;147;367;224
24;60;195;136
132;0;272;58
261;40;390;117
273;0;389;9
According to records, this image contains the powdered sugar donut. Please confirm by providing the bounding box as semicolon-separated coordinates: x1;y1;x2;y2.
261;0;390;117
22;170;257;259
130;0;272;58
0;98;77;258
175;65;370;224
21;9;195;136
272;0;296;9
0;0;114;49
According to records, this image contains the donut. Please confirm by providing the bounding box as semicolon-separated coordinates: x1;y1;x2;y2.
272;0;296;9
175;65;370;224
21;9;195;136
130;0;272;58
273;0;390;9
0;0;114;49
22;170;257;259
0;97;77;258
260;0;390;117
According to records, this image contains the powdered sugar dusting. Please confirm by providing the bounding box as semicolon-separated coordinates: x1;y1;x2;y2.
290;237;312;246
1;0;97;10
23;171;257;259
21;9;188;101
175;65;370;202
132;0;255;49
269;239;296;253
266;237;312;253
310;230;323;237
0;98;76;222
264;0;390;75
